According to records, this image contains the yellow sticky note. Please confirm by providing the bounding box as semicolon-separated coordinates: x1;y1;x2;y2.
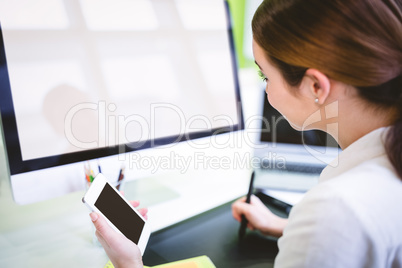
104;260;114;268
153;261;198;268
152;256;215;268
105;255;215;268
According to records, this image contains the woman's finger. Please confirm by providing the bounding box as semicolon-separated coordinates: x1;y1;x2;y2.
138;208;148;220
129;200;140;207
90;212;118;249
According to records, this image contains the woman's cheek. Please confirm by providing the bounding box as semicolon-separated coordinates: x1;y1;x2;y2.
267;95;304;131
266;92;283;117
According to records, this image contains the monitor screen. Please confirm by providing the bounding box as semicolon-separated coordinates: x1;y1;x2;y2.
0;0;243;178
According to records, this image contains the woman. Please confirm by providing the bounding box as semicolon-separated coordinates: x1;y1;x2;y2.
91;0;402;266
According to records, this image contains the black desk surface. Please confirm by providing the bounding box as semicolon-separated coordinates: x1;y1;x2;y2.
143;192;290;268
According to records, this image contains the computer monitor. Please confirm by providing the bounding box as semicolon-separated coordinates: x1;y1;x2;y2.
0;0;243;204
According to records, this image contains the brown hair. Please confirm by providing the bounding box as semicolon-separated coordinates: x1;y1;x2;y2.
252;0;402;179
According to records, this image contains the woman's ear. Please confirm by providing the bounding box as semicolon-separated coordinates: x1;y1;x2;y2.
300;69;330;105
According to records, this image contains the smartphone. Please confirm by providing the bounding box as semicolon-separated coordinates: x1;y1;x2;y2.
82;173;150;255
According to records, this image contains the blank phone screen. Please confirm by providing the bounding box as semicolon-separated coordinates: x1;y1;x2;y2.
95;183;145;244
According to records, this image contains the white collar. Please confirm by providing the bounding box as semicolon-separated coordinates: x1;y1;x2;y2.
320;127;389;182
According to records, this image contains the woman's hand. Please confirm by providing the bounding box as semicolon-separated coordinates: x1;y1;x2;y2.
130;200;148;220
232;195;288;238
90;200;147;268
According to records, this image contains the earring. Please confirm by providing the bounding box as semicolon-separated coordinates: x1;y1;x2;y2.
315;98;319;103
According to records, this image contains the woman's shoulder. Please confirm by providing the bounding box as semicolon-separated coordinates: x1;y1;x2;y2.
285;156;402;250
296;156;402;225
276;163;402;267
313;153;402;210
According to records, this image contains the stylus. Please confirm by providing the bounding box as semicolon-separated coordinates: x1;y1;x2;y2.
238;170;255;241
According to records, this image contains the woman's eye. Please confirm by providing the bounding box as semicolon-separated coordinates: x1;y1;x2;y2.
258;70;268;82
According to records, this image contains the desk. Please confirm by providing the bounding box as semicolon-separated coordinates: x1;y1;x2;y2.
0;138;258;268
0;164;291;267
143;192;289;268
0;167;250;268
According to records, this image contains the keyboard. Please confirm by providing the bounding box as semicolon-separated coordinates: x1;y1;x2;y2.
255;162;324;192
260;159;325;174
